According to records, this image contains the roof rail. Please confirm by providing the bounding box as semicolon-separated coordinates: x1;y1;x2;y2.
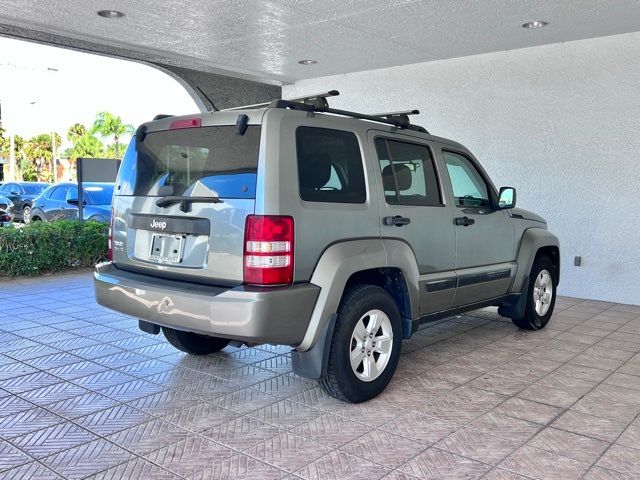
153;114;175;120
270;99;428;133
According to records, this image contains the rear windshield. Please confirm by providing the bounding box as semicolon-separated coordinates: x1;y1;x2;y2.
81;185;114;205
117;126;261;198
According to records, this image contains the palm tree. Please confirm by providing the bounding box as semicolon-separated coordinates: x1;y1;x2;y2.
67;123;87;142
24;133;61;182
91;112;134;159
65;132;104;160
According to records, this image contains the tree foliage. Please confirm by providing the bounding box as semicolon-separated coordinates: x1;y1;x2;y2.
23;133;61;182
4;111;133;180
91;111;134;159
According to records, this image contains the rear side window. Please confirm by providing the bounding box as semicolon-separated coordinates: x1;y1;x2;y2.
23;184;46;195
117;126;261;198
296;127;366;204
374;138;441;206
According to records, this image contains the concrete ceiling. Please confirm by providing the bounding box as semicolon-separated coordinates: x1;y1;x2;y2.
1;0;639;84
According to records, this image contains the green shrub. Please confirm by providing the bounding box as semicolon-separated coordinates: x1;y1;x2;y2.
0;220;108;277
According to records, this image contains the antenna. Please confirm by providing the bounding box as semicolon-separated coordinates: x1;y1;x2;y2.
196;86;219;112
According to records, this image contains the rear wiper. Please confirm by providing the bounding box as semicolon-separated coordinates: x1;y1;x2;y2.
156;196;223;213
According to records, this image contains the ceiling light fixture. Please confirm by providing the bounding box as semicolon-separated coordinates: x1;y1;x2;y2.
97;10;125;19
522;20;548;29
298;59;317;65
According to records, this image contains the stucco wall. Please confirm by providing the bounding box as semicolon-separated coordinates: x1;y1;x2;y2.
284;32;640;305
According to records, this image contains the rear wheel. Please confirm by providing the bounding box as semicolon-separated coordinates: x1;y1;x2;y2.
320;284;402;403
162;327;230;355
512;255;556;330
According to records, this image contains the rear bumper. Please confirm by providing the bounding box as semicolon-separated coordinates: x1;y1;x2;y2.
94;262;320;346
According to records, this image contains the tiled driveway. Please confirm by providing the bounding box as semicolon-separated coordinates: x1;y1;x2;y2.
1;272;640;479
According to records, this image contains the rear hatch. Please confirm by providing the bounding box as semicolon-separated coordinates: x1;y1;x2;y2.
111;111;264;286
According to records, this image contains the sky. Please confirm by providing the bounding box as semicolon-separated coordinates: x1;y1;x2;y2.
0;36;199;150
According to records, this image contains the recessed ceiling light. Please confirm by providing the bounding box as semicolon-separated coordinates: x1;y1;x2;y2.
522;20;548;29
97;10;125;19
298;59;317;65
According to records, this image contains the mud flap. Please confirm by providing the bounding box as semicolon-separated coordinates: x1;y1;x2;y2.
498;276;530;320
291;314;337;379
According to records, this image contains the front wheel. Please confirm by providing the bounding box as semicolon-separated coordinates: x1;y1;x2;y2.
512;255;557;330
162;327;230;355
320;284;402;403
22;205;32;224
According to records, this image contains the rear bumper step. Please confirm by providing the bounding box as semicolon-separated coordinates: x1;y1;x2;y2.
94;262;319;346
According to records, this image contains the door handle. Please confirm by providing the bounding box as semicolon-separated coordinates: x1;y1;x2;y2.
454;216;475;227
383;215;411;227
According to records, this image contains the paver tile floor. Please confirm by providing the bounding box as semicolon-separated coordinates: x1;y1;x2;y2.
1;271;640;479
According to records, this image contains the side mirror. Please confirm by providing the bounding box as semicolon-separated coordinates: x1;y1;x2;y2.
67;198;79;205
10;191;19;196
498;187;516;209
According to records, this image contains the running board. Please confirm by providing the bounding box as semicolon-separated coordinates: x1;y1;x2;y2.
411;294;520;333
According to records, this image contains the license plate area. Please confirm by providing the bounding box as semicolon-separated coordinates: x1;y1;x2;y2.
149;234;185;263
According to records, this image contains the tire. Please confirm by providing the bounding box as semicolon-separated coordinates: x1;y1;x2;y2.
320;284;402;403
22;205;32;224
512;255;557;330
162;327;230;355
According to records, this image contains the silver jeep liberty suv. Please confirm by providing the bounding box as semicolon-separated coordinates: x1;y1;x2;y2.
95;91;560;403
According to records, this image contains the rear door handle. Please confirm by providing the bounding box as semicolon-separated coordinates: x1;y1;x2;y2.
454;216;475;227
383;215;411;227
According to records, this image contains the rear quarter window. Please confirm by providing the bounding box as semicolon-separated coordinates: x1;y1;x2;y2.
296;127;366;204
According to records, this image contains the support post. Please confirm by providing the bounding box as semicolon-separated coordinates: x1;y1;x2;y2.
77;158;84;223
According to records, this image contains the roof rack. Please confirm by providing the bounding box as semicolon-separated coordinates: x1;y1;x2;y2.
270;97;428;133
223;90;340;112
371;110;420;128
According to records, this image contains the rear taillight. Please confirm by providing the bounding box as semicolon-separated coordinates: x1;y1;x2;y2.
243;215;294;286
107;208;114;261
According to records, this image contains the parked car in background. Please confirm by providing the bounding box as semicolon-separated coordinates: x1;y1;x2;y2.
0;194;13;212
0;210;12;227
0;182;48;223
30;182;114;223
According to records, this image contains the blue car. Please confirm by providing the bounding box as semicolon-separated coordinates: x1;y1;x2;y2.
30;182;114;223
0;194;14;212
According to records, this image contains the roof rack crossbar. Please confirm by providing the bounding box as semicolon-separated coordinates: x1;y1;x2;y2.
222;90;340;112
371;110;420;128
371;109;420;117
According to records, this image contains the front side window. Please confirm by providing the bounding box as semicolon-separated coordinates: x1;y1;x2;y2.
375;138;441;206
443;151;490;208
296;127;366;204
3;183;19;194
